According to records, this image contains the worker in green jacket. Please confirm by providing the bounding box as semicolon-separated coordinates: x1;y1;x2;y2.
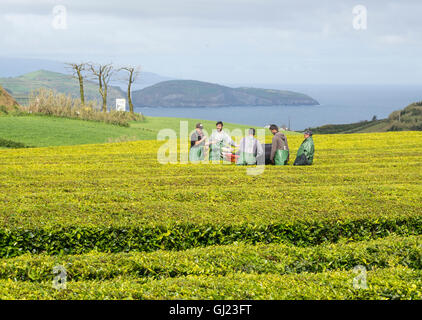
294;130;315;166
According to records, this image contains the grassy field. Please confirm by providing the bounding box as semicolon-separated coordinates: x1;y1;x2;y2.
0;114;291;147
0;130;421;299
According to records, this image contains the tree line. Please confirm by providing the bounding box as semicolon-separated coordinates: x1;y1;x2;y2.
66;62;140;113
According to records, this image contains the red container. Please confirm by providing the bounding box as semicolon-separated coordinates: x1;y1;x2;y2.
223;153;239;163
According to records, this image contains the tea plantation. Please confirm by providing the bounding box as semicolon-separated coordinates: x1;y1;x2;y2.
0;131;421;299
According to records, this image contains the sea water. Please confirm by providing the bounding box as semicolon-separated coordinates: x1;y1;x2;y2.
135;84;422;131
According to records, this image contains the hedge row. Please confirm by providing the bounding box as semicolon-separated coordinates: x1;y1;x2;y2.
2;184;422;230
0;216;421;258
0;235;420;282
0;266;420;299
0;138;31;149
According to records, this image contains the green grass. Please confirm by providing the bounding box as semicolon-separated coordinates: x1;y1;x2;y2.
130;116;268;135
0;115;152;147
309;120;390;134
357;121;392;133
0;114;296;147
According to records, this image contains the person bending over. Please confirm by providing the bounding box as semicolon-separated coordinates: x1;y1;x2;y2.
236;128;263;165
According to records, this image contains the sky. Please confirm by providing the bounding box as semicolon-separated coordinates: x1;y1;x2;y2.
0;0;421;85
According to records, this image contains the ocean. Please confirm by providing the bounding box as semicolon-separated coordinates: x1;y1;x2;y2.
135;84;422;131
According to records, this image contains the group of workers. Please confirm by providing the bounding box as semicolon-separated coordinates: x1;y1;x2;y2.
189;121;315;166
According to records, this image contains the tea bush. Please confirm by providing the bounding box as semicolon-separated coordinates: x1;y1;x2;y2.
0;131;421;299
0;267;420;300
0;235;420;282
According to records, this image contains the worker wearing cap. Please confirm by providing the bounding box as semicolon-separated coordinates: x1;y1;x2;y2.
189;123;207;162
293;129;315;165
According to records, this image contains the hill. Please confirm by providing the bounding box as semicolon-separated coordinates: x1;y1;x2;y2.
309;119;391;134
132;80;319;107
0;70;126;106
0;57;68;78
0;85;19;109
387;101;422;131
310;102;422;134
0;58;173;90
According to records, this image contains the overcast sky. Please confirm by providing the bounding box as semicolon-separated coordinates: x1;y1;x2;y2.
0;0;421;85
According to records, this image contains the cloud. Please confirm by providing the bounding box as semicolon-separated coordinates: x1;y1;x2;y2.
377;35;408;45
0;0;422;84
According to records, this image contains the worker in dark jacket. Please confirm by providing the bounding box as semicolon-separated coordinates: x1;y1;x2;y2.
294;130;315;165
189;123;207;162
269;124;289;165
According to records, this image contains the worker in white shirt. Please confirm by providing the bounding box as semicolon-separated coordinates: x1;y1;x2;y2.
209;121;237;161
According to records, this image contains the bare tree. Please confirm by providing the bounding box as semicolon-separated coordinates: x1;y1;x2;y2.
66;62;87;105
88;63;114;112
119;66;141;113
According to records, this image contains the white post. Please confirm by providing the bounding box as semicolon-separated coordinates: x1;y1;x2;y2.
116;99;126;111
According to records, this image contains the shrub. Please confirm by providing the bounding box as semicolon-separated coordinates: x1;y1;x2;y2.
0;216;421;258
26;88;143;126
0;138;31;149
0;104;26;116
